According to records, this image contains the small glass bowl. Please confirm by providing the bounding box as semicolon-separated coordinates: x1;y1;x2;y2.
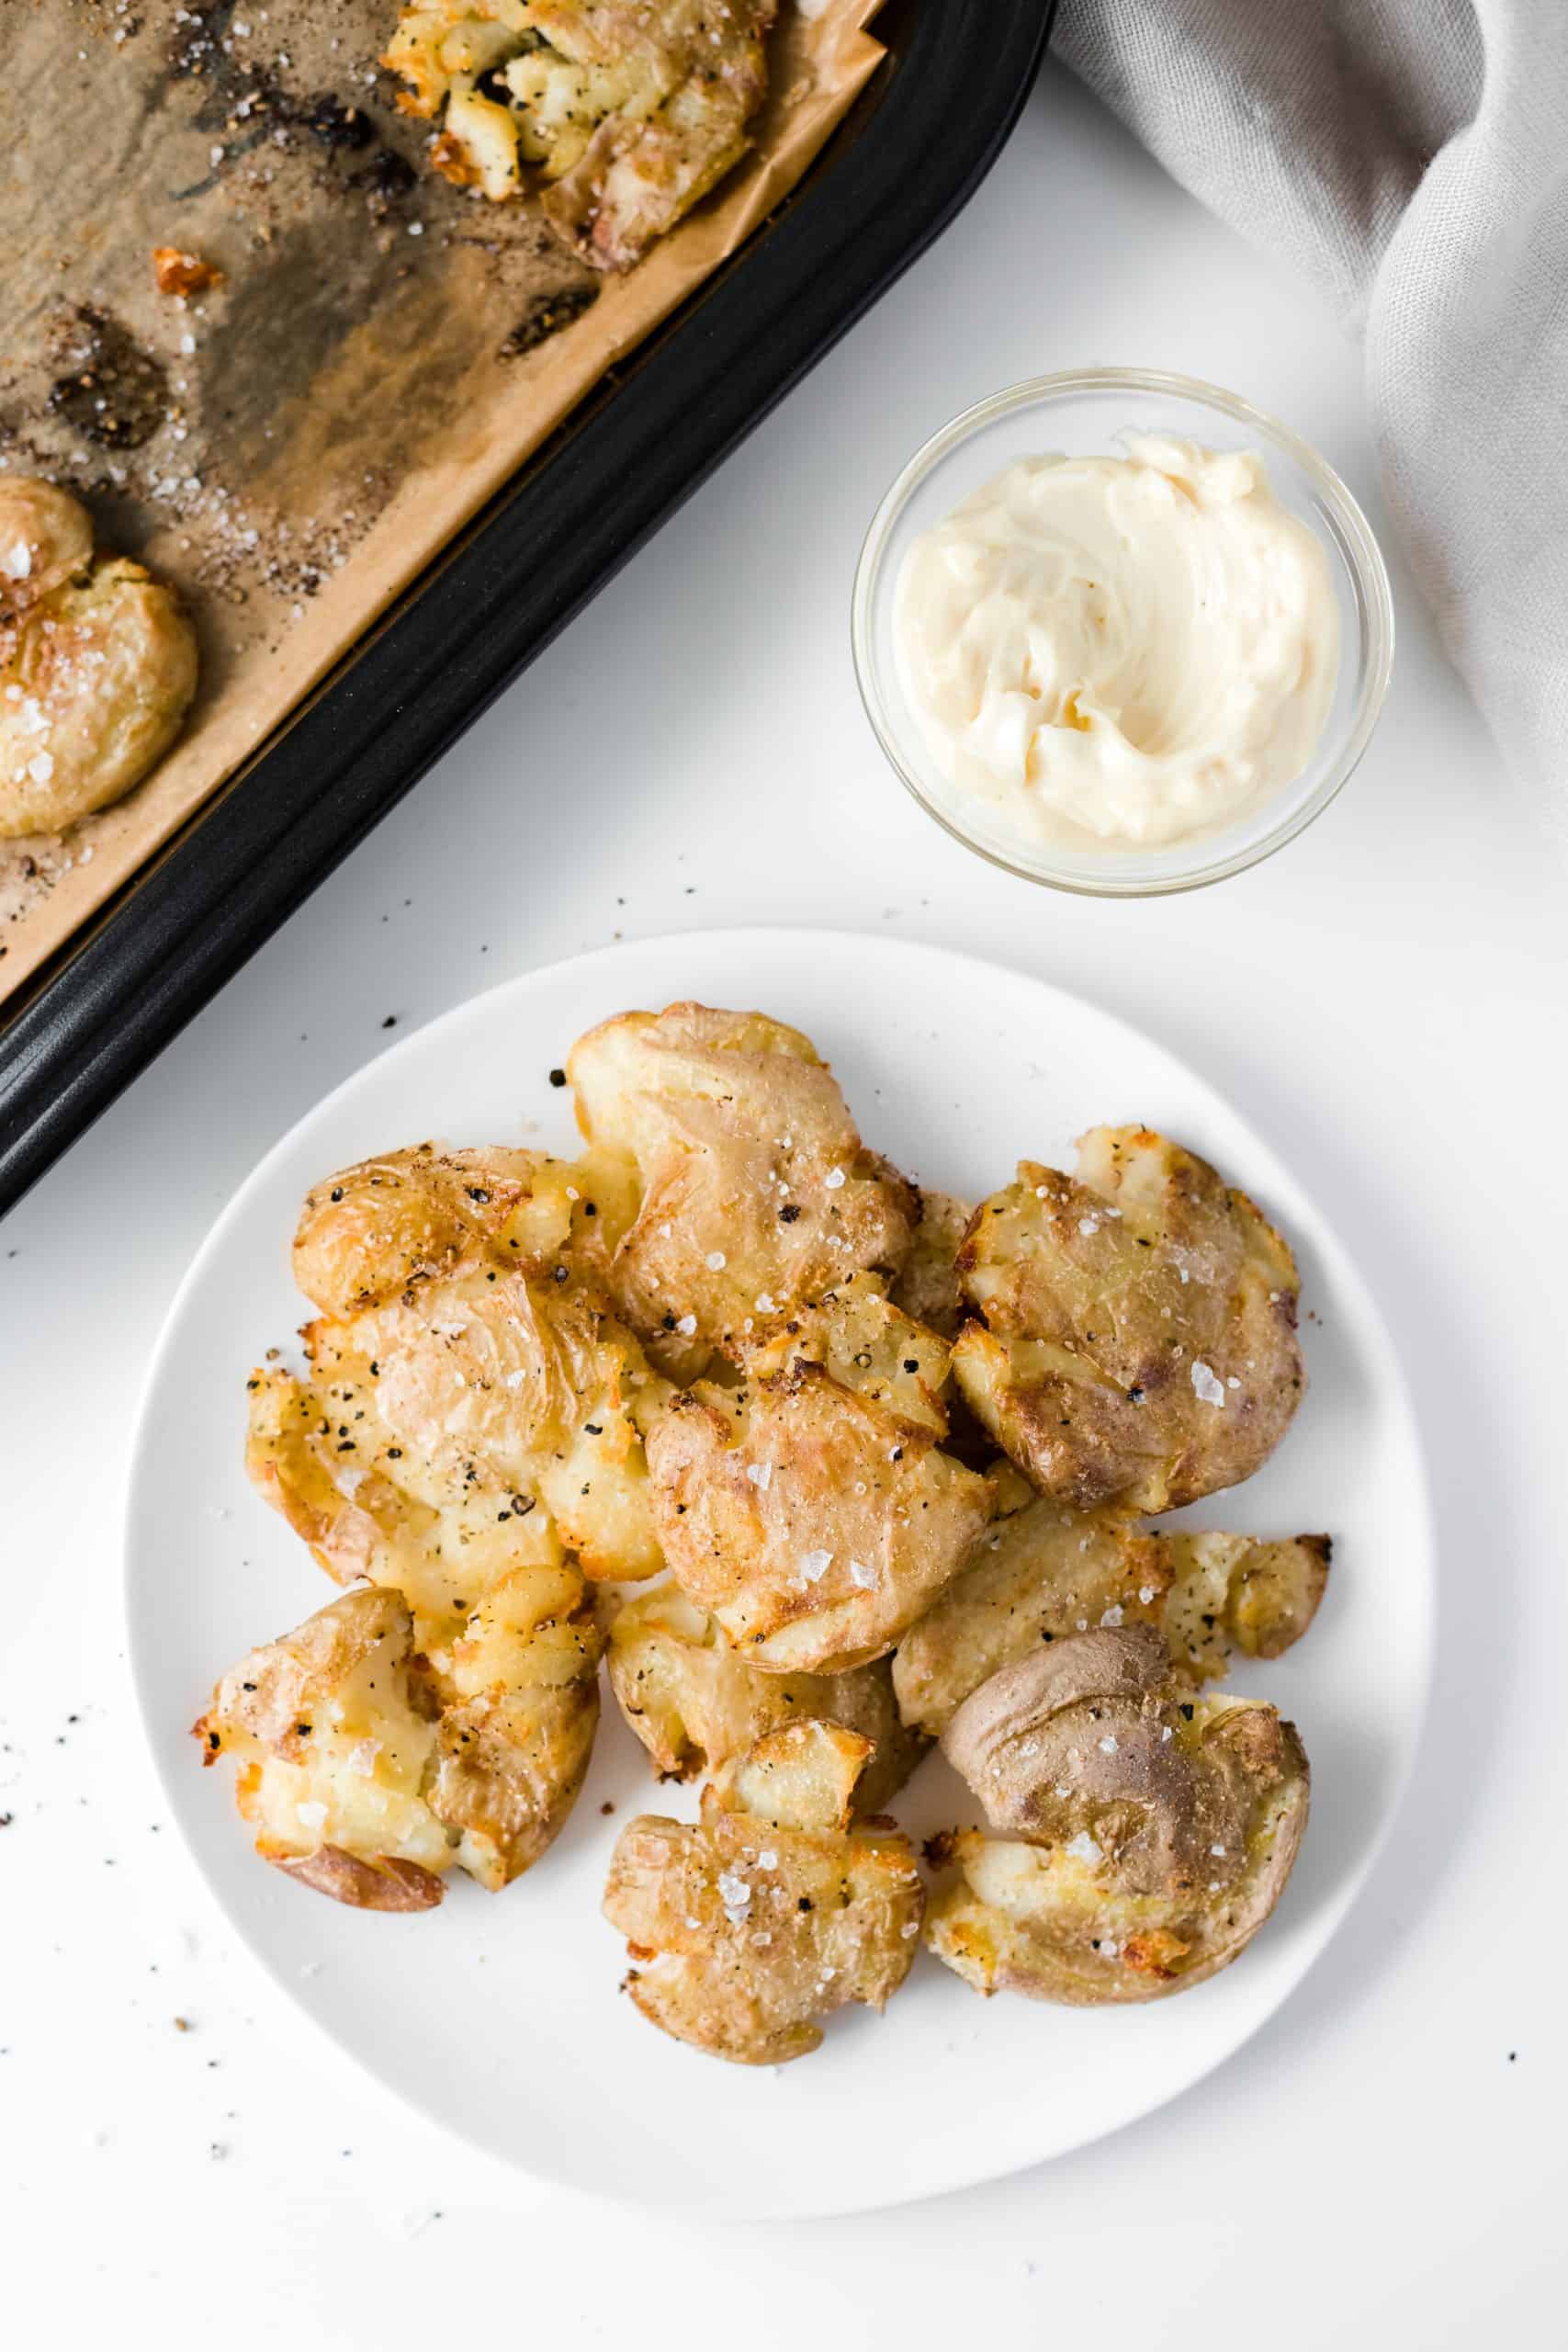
852;368;1393;896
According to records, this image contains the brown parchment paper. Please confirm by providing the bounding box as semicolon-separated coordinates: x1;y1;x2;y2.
0;0;884;1001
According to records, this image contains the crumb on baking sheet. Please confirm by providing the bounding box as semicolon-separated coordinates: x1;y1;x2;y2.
152;247;227;300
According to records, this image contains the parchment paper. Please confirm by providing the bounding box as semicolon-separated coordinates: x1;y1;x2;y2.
0;0;884;1001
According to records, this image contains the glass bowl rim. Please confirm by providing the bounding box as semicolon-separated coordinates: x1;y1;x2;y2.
850;365;1395;898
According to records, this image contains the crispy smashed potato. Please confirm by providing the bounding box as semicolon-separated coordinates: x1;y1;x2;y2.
197;1589;450;1909
265;1144;669;1591
893;1488;1331;1735
0;476;197;837
604;1719;924;2063
568;1002;916;1372
197;1581;601;1903
647;1279;992;1671
1157;1530;1330;1683
386;0;777;268
290;1140;634;1317
953;1128;1303;1512
606;1581;926;1808
927;1626;1309;2004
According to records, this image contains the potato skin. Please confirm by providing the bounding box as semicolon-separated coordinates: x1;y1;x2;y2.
606;1583;927;1810
647;1359;992;1673
265;1845;446;1912
197;1570;603;1903
604;1721;925;2064
195;1589;457;1908
928;1628;1310;2004
291;1144;581;1317
258;1137;672;1599
567;1002;916;1371
954;1129;1304;1512
893;1501;1331;1735
893;1497;1168;1737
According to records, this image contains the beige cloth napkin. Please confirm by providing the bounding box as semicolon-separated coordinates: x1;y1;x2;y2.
1055;0;1568;844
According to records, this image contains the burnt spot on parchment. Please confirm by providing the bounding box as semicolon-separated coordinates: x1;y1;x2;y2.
501;285;602;359
49;310;170;453
168;2;415;204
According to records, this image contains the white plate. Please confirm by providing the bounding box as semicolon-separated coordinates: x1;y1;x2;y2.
126;930;1433;2218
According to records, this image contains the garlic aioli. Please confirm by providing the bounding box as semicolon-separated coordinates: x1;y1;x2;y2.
893;436;1338;849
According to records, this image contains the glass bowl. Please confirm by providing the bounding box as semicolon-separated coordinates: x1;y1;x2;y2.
852;368;1393;895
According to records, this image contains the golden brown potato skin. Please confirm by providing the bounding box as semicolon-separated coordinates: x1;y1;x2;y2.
567;1002;916;1372
928;1626;1309;2004
269;1845;446;1912
0;478;197;837
606;1582;927;1809
892;1496;1169;1738
604;1719;924;2064
291;1143;579;1316
646;1304;993;1672
265;1142;670;1590
953;1129;1304;1513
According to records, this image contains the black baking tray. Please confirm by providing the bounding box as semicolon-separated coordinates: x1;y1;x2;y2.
0;0;1054;1216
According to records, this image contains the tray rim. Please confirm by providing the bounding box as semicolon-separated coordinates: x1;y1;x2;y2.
0;0;1055;1216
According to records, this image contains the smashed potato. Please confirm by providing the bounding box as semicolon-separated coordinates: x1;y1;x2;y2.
265;1144;670;1590
1157;1530;1330;1683
196;1589;450;1909
953;1128;1304;1512
197;1580;600;1903
290;1140;636;1317
604;1719;924;2064
647;1282;992;1672
0;476;197;837
606;1581;926;1808
386;0;777;268
893;1489;1331;1735
927;1627;1309;2003
568;1002;917;1372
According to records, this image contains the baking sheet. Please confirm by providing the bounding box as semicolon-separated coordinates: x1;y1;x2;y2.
0;0;883;1000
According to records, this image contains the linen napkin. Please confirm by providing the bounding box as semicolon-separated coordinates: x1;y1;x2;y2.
1055;0;1568;845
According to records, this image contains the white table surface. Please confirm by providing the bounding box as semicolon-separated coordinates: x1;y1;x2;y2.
4;54;1564;2346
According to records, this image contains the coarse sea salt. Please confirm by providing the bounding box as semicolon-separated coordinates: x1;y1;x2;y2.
1190;1360;1225;1408
716;1870;752;1922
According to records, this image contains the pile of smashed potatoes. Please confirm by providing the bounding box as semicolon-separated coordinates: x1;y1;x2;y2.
199;1001;1328;2065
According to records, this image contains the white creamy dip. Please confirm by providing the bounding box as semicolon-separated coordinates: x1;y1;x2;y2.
893;435;1339;850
